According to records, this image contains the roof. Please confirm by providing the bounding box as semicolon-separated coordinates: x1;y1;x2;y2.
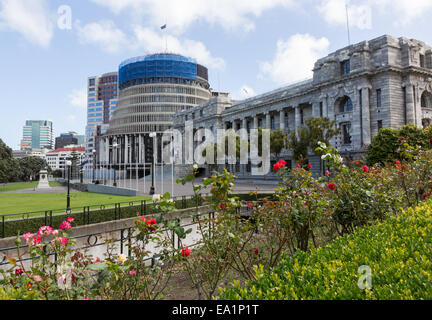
48;147;85;154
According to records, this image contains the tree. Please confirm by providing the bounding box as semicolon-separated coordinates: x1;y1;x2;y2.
366;123;431;166
286;117;339;165
270;129;287;160
17;156;47;181
0;138;20;183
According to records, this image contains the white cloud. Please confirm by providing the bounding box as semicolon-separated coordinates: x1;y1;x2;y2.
232;85;256;100
75;20;128;54
68;89;87;109
260;34;330;85
0;0;53;47
317;0;372;30
133;26;226;70
373;0;432;25
90;0;295;34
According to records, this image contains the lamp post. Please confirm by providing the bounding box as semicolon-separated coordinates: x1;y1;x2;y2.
92;149;97;183
149;132;156;195
66;160;72;213
113;142;118;187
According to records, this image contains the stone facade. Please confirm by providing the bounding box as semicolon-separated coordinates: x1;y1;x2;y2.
173;35;432;178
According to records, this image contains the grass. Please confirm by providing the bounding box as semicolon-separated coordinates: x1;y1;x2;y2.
0;181;63;193
0;192;151;216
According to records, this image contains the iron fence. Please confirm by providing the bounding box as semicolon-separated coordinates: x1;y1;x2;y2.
0;205;256;268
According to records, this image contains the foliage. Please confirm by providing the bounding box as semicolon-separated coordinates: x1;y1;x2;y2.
287;117;339;164
0;138;20;183
269;129;287;160
219;201;432;300
366;123;432;165
17;156;47;181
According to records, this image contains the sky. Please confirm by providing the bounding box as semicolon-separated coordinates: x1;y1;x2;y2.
2;0;432;150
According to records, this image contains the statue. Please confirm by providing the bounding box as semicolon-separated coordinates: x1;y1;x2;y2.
37;169;51;189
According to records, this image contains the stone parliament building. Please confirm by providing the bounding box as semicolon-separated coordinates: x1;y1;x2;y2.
173;35;432;179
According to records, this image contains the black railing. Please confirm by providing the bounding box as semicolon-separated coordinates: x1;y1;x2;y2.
0;194;211;239
0;206;256;267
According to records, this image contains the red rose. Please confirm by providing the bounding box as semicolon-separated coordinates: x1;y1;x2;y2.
297;163;301;167
423;193;431;200
201;197;205;201
26;282;32;290
248;202;254;208
430;138;432;144
362;165;369;173
219;203;225;210
15;269;23;276
308;164;312;169
355;162;359;165
181;247;191;257
253;248;259;255
328;183;336;191
396;161;401;165
273;163;282;172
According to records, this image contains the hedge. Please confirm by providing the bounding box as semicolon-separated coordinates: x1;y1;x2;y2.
219;201;432;300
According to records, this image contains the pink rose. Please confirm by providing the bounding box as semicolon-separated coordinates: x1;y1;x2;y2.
67;217;75;223
59;221;72;231
129;270;137;276
37;226;53;237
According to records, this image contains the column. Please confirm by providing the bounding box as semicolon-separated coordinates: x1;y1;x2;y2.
280;110;285;131
266;113;271;130
405;84;415;125
312;102;320;118
253;116;259;129
125;135;129;164
415;86;423;128
242;118;247;130
361;87;371;146
295;105;301;136
138;134;143;164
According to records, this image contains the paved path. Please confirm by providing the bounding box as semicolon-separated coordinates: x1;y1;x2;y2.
5;186;79;194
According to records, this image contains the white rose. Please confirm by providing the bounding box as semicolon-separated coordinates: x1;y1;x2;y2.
152;194;161;202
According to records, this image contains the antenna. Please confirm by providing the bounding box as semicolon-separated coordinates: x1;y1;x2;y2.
346;1;351;45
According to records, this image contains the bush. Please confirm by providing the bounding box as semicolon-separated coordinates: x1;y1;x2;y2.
0;287;43;300
219;200;432;300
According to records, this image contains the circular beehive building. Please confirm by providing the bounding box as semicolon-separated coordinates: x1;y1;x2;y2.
102;53;211;178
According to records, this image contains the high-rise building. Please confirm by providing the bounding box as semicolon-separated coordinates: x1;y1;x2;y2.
85;72;118;166
21;120;54;151
101;53;212;179
55;131;85;149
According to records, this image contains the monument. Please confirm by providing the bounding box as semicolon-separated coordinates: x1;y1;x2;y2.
37;169;51;189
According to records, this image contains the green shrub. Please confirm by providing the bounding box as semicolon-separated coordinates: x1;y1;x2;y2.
0;287;43;300
219;200;432;300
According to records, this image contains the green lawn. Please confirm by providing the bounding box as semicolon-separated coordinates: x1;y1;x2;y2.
0;181;63;193
0;192;151;216
0;182;38;193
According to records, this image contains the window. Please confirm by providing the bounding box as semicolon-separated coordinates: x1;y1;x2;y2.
341;59;350;75
300;109;304;125
378;120;383;131
340;97;353;113
377;89;382;108
420;54;425;68
342;123;352;145
271;117;275;130
284;113;289;129
319;102;323;117
89;79;95;86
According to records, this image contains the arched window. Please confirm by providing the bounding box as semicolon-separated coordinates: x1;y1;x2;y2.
339;96;353;113
421;91;432;109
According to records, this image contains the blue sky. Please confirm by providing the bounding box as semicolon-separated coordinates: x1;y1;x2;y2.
1;0;432;149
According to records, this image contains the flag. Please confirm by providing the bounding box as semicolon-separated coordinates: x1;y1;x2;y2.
161;24;167;30
80;159;89;167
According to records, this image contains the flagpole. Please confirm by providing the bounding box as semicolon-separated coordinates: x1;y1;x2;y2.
346;1;351;45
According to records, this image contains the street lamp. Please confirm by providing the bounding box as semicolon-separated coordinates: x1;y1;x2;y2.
66;160;72;213
149;132;157;195
92;149;97;183
113;142;118;187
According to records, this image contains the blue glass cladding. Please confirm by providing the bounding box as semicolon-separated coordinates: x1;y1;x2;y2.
119;54;197;87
